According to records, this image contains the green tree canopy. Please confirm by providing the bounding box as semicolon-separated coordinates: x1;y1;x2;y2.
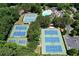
67;49;78;56
70;30;77;36
17;3;32;11
70;20;79;36
57;3;71;10
36;15;51;28
31;4;42;14
52;17;63;28
27;22;41;41
0;7;19;40
63;13;74;25
74;12;79;20
45;3;57;7
0;42;39;56
71;20;79;28
73;3;79;10
0;4;8;8
52;13;73;28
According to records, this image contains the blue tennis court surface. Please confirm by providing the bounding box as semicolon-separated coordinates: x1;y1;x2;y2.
45;37;60;43
8;24;29;46
14;25;29;31
15;25;27;30
7;38;27;46
46;45;62;52
45;30;58;35
10;24;29;37
41;28;66;55
23;13;37;23
18;40;27;45
8;39;16;42
12;32;26;37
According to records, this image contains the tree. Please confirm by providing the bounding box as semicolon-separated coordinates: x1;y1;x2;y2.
52;13;73;28
70;20;79;36
4;43;18;50
57;3;70;10
0;42;39;56
0;43;17;56
0;47;15;56
52;17;64;28
45;3;57;7
0;7;19;40
0;3;17;8
0;40;6;47
63;13;74;25
15;46;38;56
36;15;51;28
73;3;79;10
27;41;38;50
31;4;42;14
67;49;78;56
17;3;32;11
16;3;42;14
71;20;79;28
70;30;77;36
74;12;79;20
7;3;17;7
0;40;6;44
77;50;79;56
0;4;8;8
27;22;41;41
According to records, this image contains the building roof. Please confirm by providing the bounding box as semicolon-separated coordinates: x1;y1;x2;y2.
64;35;79;50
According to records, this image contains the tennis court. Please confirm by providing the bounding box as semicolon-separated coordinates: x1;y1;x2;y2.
23;13;37;23
45;37;60;43
14;25;29;31
15;25;28;30
10;24;29;37
12;31;26;37
8;24;29;46
45;30;58;35
41;28;66;55
46;45;62;52
7;38;27;46
8;39;16;43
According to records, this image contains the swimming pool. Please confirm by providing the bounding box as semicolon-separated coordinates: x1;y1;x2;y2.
42;10;52;16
